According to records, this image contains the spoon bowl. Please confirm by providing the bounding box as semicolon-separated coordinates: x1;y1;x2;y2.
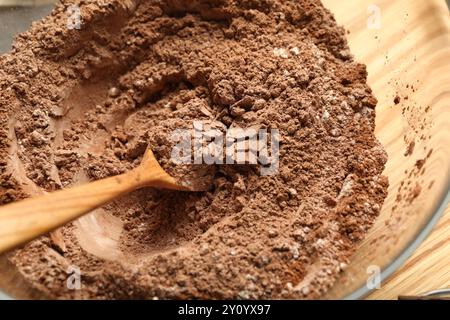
0;148;211;254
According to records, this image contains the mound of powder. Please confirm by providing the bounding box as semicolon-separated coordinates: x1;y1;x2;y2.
0;0;388;299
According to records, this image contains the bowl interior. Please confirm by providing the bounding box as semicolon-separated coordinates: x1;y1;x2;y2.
0;0;450;299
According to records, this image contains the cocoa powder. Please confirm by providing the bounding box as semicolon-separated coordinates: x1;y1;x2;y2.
0;0;388;299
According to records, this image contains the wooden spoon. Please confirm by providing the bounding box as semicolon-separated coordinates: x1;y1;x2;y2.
0;149;210;254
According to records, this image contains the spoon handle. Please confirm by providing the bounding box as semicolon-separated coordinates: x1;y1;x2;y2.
0;172;138;254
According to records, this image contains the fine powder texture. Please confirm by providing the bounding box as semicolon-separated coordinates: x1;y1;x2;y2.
0;0;388;299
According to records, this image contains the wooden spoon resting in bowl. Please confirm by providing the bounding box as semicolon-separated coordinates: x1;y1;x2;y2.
0;149;212;254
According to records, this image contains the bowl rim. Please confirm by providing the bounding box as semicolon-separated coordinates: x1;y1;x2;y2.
343;0;450;300
344;187;450;300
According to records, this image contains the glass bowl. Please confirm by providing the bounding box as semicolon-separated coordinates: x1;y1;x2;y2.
323;0;450;299
0;0;449;300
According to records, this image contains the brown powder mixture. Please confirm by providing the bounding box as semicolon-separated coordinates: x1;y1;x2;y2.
0;0;388;299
